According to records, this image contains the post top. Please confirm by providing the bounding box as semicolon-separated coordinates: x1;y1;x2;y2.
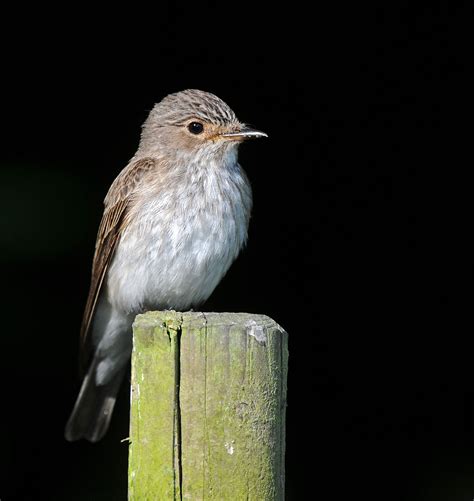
133;311;287;344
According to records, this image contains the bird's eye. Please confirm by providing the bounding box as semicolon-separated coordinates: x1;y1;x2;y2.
188;122;204;134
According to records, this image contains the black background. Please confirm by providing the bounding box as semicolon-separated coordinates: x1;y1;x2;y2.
0;4;471;500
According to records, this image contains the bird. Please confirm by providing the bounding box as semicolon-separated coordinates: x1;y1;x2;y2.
65;89;267;442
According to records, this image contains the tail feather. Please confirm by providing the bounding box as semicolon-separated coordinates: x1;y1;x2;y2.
65;357;126;442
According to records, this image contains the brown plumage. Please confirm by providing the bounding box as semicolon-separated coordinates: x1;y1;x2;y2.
66;89;267;441
79;158;157;369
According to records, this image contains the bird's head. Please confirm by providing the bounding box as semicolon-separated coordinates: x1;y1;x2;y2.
137;89;267;162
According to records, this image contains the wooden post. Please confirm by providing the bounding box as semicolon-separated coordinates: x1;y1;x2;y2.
128;311;288;500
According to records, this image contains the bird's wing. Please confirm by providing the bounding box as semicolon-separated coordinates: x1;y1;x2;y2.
79;157;157;369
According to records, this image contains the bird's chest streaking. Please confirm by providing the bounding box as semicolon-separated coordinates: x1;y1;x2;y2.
106;157;252;313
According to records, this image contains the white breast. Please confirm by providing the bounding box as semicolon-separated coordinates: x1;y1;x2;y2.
106;156;252;314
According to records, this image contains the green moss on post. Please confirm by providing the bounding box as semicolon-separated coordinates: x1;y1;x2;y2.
128;311;288;500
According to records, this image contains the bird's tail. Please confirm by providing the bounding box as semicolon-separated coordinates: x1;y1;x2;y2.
64;356;126;442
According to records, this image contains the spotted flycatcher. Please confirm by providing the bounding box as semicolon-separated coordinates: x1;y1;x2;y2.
65;89;267;442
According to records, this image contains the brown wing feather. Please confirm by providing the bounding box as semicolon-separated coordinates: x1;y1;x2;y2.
79;158;157;369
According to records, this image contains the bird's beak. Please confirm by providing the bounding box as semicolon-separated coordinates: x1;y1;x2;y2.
220;125;268;141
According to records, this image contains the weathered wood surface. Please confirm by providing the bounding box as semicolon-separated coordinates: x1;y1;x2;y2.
128;311;288;500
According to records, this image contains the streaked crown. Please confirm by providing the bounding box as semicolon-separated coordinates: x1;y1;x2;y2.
151;89;239;127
